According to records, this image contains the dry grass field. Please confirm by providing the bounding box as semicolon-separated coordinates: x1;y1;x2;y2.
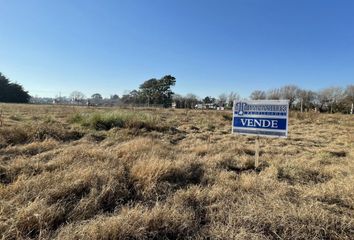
0;103;353;240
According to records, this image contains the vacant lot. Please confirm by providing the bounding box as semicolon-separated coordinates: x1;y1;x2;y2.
0;104;353;240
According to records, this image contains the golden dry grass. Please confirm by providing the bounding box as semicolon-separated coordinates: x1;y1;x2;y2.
0;103;353;239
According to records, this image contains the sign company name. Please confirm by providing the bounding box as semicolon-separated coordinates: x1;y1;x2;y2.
232;100;289;137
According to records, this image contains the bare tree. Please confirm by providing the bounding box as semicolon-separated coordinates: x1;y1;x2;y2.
250;90;266;100
317;87;343;113
316;89;330;112
217;93;228;107
185;93;199;109
266;88;281;100
70;91;86;102
329;87;344;113
172;94;184;108
280;85;299;109
297;89;316;112
227;91;240;107
344;85;354;114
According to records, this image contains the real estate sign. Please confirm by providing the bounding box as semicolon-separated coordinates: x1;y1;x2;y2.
232;100;289;138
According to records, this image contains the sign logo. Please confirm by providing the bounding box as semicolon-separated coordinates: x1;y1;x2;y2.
232;100;289;138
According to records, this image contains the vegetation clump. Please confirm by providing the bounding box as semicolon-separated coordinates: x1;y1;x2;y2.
70;111;166;131
0;123;83;147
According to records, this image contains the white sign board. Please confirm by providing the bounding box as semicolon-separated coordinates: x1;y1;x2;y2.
232;100;289;138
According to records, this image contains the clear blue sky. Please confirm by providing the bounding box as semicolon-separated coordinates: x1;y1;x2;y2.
1;0;353;98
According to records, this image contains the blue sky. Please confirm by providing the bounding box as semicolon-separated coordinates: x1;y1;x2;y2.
1;0;353;98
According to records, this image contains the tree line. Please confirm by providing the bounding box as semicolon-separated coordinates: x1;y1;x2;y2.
1;71;353;113
248;85;354;114
120;78;354;113
170;85;354;114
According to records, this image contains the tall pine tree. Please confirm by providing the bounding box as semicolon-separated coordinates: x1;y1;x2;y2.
139;75;176;107
0;72;30;103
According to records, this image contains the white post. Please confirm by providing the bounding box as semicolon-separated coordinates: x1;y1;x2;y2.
0;109;2;127
351;103;353;114
255;136;260;168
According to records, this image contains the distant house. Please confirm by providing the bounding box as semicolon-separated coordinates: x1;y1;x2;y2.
30;97;57;104
52;97;71;105
195;103;217;109
71;98;87;105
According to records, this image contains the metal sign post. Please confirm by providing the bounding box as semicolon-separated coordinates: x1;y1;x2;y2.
232;100;289;168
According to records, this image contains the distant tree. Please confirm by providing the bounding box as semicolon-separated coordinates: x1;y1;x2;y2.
330;87;345;113
217;93;228;107
121;90;142;104
227;92;240;107
139;75;176;107
316;87;343;113
344;85;354;114
172;94;184;108
203;96;214;104
296;89;316;112
120;94;131;104
70;91;86;101
316;89;330;112
110;94;119;100
250;90;266;100
0;72;30;103
327;87;344;113
280;85;300;109
91;93;103;100
267;88;282;100
139;78;157;105
184;93;199;108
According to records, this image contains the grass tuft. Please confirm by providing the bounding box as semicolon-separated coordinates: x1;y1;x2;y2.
70;111;166;131
221;112;233;121
277;164;332;185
